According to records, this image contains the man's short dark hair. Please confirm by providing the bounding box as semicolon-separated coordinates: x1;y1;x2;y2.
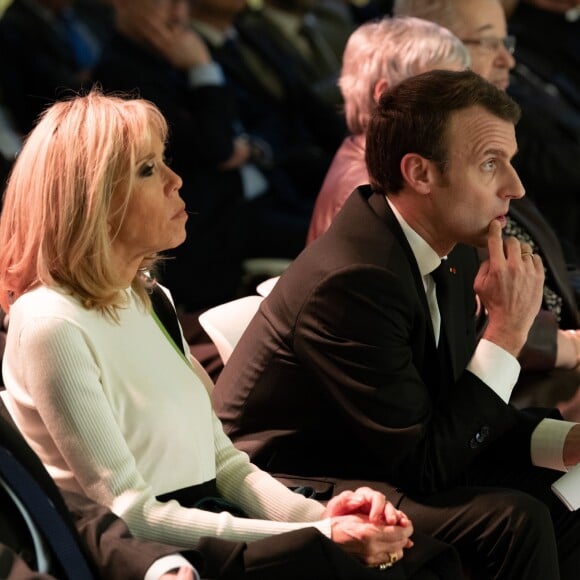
365;68;521;194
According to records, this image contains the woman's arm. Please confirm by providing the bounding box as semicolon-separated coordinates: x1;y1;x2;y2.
9;316;333;548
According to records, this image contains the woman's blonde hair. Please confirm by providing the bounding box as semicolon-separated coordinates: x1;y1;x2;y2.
340;16;470;135
0;89;168;317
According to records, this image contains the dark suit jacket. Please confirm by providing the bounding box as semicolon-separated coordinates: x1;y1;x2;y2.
504;5;580;260
194;19;346;202
236;4;354;108
213;187;546;495
509;4;580;109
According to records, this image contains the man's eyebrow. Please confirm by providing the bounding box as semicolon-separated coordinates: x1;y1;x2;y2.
482;147;514;158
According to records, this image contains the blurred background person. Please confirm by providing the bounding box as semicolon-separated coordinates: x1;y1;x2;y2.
189;0;347;227
237;0;355;108
95;0;323;379
0;0;113;135
505;0;580;109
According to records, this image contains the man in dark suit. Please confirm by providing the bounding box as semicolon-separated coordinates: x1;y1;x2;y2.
504;0;580;258
94;0;249;314
505;0;580;110
213;69;580;578
391;0;580;407
236;0;355;108
189;0;347;210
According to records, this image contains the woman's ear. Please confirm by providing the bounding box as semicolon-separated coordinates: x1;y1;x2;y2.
373;78;390;103
400;153;432;195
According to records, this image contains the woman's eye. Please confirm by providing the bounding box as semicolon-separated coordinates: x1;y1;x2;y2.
139;162;155;177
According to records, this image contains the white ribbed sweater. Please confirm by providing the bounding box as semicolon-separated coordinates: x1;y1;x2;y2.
2;285;330;548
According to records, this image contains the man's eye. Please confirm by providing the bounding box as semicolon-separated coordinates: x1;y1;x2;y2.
482;160;496;171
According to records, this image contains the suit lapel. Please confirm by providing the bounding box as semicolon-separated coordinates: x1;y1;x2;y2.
436;252;466;382
365;189;475;385
365;190;442;380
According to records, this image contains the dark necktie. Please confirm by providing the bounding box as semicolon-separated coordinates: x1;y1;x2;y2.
431;261;451;344
0;446;94;579
431;261;452;379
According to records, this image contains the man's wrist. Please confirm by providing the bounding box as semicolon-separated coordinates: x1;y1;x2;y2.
482;324;527;358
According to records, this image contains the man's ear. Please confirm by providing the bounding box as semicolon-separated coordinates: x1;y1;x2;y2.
400;153;432;195
373;78;390;103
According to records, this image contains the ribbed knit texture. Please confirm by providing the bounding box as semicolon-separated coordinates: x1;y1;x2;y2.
3;285;329;549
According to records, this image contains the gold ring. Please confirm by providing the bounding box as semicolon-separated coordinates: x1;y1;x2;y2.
521;252;533;258
378;552;398;569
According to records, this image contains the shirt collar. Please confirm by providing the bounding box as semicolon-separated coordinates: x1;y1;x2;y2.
385;196;443;276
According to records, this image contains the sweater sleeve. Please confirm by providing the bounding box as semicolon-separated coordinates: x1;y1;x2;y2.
10;317;331;549
213;411;331;539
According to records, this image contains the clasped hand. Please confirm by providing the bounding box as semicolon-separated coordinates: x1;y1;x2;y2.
323;487;414;567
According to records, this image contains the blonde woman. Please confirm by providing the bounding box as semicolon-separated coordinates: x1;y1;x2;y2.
0;90;459;578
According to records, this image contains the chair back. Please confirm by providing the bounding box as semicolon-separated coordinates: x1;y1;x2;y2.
256;276;279;297
198;295;264;364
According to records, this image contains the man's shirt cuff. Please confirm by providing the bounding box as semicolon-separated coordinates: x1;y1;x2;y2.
531;417;575;472
467;338;520;403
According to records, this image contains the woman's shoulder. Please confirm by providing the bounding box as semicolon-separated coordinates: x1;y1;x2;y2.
9;286;100;333
12;285;79;314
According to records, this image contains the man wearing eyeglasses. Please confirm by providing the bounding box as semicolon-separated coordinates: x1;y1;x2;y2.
393;0;580;412
393;0;580;262
394;0;516;91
